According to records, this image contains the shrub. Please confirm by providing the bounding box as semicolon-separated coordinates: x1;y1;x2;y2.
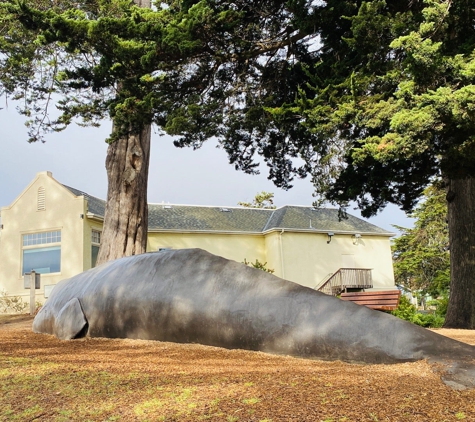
391;294;445;328
0;290;28;314
411;312;445;328
242;259;275;274
391;295;416;321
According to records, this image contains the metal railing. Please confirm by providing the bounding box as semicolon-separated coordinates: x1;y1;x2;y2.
317;268;373;296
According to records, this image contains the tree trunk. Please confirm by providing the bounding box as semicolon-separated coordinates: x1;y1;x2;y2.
95;126;151;266
95;0;151;266
444;176;475;329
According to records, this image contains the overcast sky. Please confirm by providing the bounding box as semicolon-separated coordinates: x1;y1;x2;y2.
0;104;414;234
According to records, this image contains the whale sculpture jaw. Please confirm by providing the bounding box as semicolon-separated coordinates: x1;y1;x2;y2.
33;248;475;389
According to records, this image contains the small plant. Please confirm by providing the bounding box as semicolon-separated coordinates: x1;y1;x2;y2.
0;290;28;313
243;259;275;274
427;294;449;317
391;295;445;328
391;295;416;321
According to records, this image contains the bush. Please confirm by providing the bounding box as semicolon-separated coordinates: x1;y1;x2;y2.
0;290;28;314
428;294;449;317
411;312;445;328
391;294;445;328
391;295;416;321
243;259;275;274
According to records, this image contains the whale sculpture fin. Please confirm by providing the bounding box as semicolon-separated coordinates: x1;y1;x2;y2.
54;297;88;340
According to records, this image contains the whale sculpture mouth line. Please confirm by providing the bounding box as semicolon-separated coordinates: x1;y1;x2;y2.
32;248;475;390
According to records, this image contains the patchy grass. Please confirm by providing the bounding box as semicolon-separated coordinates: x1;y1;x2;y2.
1;316;475;421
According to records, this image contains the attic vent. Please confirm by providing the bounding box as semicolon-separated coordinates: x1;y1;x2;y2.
220;208;231;212
37;187;46;211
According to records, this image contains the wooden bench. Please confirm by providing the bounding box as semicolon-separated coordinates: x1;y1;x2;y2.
340;290;401;311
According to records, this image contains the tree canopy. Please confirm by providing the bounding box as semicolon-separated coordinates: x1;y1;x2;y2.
263;0;475;328
238;191;276;209
263;0;475;214
0;0;321;264
0;0;320;188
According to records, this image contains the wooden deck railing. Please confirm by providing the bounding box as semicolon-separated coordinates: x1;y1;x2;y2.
317;268;373;296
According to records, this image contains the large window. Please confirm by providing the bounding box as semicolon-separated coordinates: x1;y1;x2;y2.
91;229;101;268
22;230;61;274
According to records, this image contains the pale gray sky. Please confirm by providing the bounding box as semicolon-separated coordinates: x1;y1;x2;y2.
0;104;413;233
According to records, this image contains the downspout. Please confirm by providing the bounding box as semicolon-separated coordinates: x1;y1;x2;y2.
280;229;285;279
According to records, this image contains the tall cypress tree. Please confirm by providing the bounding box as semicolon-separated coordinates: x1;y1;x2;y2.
280;0;475;328
0;0;320;262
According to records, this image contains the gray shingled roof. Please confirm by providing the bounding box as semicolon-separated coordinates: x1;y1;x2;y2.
264;206;391;234
64;186;392;235
64;185;106;217
148;205;270;232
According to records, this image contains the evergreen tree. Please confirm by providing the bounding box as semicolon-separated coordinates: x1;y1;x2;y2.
267;0;475;328
238;192;276;209
392;182;450;298
0;0;319;263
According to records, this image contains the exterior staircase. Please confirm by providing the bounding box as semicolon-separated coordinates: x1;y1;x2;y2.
315;268;373;296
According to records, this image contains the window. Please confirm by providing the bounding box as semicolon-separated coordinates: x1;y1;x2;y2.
91;229;101;268
91;230;101;245
22;230;61;274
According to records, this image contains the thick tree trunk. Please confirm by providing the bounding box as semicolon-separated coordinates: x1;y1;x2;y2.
95;126;151;266
444;177;475;329
95;0;151;266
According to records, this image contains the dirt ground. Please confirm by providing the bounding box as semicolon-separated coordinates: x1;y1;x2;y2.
1;315;475;422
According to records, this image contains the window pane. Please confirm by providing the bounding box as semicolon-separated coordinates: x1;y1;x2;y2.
23;230;61;246
23;246;61;274
91;245;100;268
92;230;101;245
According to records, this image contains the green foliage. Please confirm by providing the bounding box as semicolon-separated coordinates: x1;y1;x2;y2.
242;259;275;274
0;290;28;314
391;294;445;328
391;295;416;321
0;0;321;194
410;312;445;329
392;182;449;297
432;294;449;317
272;0;475;213
238;191;276;209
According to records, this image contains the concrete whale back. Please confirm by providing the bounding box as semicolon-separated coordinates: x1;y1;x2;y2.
33;249;475;389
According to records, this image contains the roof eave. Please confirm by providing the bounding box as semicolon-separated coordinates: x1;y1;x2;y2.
148;227;395;237
263;227;396;237
147;228;264;235
86;212;104;222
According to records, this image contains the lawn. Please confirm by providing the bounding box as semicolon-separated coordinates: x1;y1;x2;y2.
1;315;474;421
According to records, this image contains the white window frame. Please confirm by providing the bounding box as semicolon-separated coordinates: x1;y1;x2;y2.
91;229;102;268
22;230;61;275
91;229;101;246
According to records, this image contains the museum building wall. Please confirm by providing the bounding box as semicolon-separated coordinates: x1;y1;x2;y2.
0;172;86;303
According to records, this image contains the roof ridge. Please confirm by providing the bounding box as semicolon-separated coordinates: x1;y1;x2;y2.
63;185;105;203
262;207;281;231
148;203;278;210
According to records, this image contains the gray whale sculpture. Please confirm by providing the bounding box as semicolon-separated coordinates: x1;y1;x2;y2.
33;248;475;389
